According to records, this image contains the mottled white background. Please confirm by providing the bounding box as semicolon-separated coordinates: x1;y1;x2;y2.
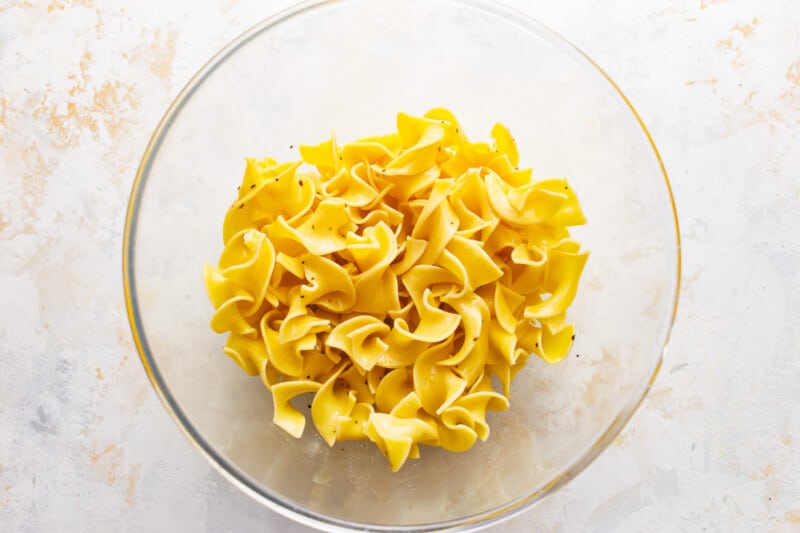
1;0;799;531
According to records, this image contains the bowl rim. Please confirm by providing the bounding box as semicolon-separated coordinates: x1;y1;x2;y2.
122;0;681;530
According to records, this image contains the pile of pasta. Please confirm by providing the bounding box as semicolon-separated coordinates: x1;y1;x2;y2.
204;109;588;471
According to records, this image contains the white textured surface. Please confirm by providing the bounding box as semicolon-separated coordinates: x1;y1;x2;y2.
1;0;799;531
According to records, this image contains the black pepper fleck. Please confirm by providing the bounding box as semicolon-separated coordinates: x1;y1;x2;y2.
290;144;294;149
239;203;244;209
576;354;580;358
571;334;575;340
473;337;478;342
250;184;255;189
299;180;304;186
237;186;240;190
300;295;304;298
307;404;311;408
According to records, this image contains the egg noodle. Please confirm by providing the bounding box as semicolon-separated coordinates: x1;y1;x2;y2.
203;109;588;471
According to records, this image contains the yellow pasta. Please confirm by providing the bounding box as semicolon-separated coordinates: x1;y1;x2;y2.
204;109;588;471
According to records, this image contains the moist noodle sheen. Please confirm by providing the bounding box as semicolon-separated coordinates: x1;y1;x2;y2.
204;109;588;471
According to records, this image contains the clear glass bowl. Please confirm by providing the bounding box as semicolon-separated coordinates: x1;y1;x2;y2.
123;0;680;530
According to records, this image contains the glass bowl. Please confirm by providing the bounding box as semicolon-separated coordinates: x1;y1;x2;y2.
123;0;680;530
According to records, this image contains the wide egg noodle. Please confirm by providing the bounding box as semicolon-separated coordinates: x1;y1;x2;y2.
203;109;588;470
